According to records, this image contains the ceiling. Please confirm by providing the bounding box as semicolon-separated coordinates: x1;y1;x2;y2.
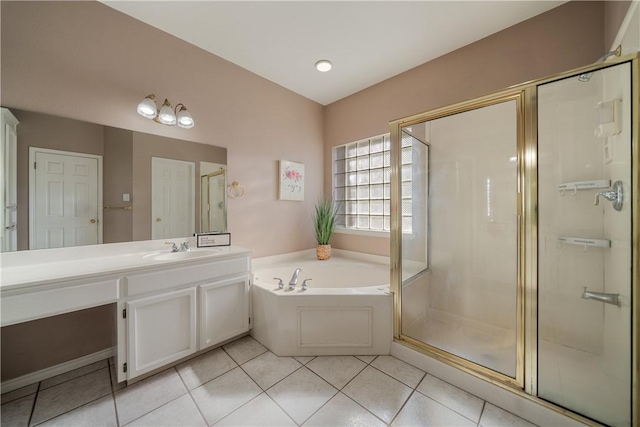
102;1;566;106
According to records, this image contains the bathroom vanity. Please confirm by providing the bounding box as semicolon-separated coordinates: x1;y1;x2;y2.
0;240;252;385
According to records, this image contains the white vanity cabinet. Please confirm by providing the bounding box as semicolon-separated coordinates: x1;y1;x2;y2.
199;275;250;350
117;251;251;382
125;287;198;379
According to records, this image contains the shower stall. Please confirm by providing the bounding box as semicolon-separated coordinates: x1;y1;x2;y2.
390;55;637;426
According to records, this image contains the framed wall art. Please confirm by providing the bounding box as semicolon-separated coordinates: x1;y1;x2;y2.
279;160;304;201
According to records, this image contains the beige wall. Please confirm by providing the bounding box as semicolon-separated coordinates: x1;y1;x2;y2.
324;0;606;256
605;0;633;50
12;109;105;250
1;0;324;259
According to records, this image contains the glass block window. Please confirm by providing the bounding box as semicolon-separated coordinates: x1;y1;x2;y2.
333;134;412;233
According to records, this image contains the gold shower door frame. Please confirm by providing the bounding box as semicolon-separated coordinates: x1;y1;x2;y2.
389;54;639;426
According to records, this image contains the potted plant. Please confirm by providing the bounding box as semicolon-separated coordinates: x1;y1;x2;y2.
313;197;337;260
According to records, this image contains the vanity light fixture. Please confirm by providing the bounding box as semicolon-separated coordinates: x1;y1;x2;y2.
136;94;195;129
315;60;332;72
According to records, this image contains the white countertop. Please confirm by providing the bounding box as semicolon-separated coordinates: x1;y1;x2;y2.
0;240;252;291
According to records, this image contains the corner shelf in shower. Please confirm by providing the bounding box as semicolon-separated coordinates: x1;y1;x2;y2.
558;236;611;248
558;180;610;194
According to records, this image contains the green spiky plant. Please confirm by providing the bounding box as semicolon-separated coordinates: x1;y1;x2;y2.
313;197;337;245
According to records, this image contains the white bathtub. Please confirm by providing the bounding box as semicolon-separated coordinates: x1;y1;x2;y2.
251;249;393;356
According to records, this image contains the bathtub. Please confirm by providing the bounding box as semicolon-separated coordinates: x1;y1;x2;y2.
251;249;393;356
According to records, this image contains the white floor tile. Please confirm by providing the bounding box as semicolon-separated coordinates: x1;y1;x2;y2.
303;392;386;427
355;356;377;364
191;367;262;425
115;369;187;426
241;352;301;390
40;360;109;390
37;395;117;427
342;366;412;424
214;393;296;427
306;356;366;389
125;394;206;427
176;347;237;390
371;356;425;388
31;368;111;425
416;374;484;422
1;393;35;427
1;383;38;405
222;336;267;365
391;392;475;427
266;367;337;425
480;403;537;427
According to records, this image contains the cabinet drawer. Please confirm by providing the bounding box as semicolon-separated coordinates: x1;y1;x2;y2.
1;279;119;326
123;256;249;297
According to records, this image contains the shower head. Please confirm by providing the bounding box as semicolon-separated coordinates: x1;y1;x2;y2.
578;45;622;82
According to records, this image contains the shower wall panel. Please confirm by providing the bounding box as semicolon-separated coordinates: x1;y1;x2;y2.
537;62;632;427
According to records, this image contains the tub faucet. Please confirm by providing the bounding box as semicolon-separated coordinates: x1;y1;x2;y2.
289;268;302;290
582;287;621;307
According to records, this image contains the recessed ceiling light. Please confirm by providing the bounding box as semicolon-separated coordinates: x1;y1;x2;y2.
315;60;332;72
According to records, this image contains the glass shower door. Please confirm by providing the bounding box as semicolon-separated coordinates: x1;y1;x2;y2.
537;62;632;426
399;97;522;382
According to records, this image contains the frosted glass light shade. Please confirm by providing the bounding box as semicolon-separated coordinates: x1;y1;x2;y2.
137;94;157;119
157;99;176;125
315;60;332;72
176;106;194;129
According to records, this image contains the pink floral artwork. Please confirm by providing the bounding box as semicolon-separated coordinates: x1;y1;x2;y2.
279;160;305;201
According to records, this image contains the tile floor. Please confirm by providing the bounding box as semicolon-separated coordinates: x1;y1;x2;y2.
1;335;538;427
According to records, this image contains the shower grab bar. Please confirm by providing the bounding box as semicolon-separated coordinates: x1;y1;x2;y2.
581;287;621;307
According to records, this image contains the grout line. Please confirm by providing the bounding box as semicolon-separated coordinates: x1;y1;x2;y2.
26;381;41;427
119;368;192;426
110;365;122;427
290;365;340;425
477;401;487;427
220;337;268;366
38;359;109;392
335;360;369;391
30;388;113;427
367;363;421;390
388;389;416;426
339;390;390;426
176;368;209;427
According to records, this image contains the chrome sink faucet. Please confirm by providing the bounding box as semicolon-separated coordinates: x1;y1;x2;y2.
289;268;302;290
165;241;191;252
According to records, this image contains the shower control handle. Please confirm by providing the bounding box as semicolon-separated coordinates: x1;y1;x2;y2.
593;180;623;211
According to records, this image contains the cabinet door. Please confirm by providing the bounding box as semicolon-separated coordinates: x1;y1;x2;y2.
199;275;249;350
127;287;196;380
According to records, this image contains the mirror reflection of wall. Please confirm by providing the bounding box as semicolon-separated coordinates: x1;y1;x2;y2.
200;163;227;233
8;108;227;250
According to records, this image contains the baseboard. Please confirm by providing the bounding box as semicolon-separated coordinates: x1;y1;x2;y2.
1;347;116;394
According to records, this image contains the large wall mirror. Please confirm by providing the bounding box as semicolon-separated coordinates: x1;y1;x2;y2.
7;108;227;251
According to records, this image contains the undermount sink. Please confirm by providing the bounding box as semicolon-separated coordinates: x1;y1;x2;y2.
152;250;221;261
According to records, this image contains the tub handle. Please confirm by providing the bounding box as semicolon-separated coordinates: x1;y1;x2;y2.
273;277;285;289
301;279;312;291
